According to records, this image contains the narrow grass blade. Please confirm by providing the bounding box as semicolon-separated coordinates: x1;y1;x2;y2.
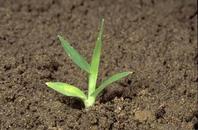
58;35;90;73
46;82;87;101
88;19;104;96
91;72;133;97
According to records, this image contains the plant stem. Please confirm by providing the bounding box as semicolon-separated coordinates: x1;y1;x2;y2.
84;96;96;108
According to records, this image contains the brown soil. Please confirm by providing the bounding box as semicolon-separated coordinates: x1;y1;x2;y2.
0;0;197;130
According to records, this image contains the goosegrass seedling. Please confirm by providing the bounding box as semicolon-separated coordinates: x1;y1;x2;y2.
46;19;132;108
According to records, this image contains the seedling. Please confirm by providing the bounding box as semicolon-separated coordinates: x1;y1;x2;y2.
46;19;132;108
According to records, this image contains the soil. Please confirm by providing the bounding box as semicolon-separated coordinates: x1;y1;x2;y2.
0;0;197;130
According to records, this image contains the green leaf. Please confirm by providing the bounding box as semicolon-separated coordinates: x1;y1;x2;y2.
46;82;87;101
88;19;104;96
58;35;90;73
91;72;132;97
